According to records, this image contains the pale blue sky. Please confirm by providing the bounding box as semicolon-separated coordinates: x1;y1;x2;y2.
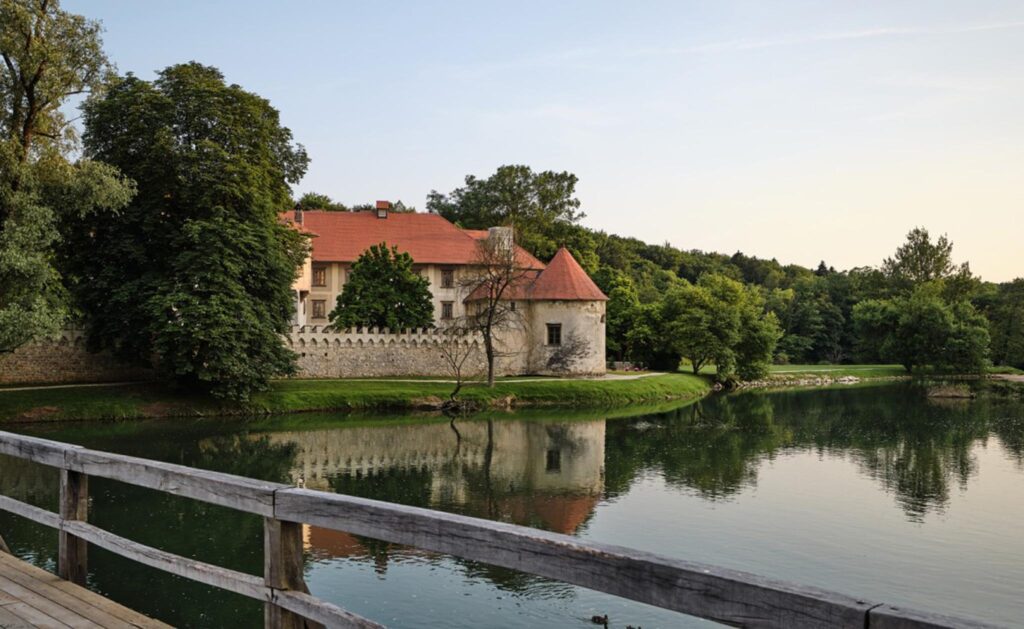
67;1;1024;280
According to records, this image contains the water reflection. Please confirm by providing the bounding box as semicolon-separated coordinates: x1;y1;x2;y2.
0;383;1022;627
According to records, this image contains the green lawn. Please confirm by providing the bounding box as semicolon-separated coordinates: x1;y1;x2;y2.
0;373;713;423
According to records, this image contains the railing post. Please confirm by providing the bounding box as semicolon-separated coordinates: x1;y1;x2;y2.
58;469;89;585
264;517;314;629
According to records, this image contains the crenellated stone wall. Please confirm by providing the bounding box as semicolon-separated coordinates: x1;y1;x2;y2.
0;315;604;385
287;325;493;379
0;329;152;385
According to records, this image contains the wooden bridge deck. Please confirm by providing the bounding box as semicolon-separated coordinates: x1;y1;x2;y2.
0;552;169;629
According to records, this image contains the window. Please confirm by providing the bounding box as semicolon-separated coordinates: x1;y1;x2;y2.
312;265;327;287
546;449;562;472
546;323;562;346
312;300;327;320
441;301;454;320
510;301;517;312
441;268;455;289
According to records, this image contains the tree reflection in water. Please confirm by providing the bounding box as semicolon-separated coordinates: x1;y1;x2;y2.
1;383;1023;626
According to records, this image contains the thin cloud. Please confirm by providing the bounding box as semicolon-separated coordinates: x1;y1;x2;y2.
681;20;1024;54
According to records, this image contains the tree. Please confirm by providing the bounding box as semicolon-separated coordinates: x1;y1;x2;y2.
427;165;585;261
329;243;434;331
661;274;779;380
0;0;133;354
295;191;347;212
985;279;1024;369
853;285;989;373
436;323;483;404
461;229;530;386
67;63;308;399
883;227;974;295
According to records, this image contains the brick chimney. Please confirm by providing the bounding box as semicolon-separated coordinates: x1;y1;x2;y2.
376;200;391;219
293;203;303;225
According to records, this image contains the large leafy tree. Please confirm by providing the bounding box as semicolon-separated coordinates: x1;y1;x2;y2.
662;274;780;380
67;63;309;399
0;0;133;354
295;191;348;212
426;164;584;261
329;243;434;331
853;285;989;373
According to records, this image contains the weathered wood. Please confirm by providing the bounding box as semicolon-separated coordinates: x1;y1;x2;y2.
868;604;1004;629
264;518;310;629
0;572;104;628
0;431;77;468
58;469;88;586
271;589;384;629
65;447;287;517
71;447;282;515
276;488;874;629
0;553;133;629
0;494;61;530
0;532;10;554
0;550;171;628
61;520;267;601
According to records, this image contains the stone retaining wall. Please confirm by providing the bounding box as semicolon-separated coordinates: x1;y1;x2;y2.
0;330;151;385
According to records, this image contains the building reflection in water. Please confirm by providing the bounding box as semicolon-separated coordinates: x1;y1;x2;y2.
257;419;606;562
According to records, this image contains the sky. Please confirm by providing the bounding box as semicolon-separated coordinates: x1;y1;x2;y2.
66;1;1024;281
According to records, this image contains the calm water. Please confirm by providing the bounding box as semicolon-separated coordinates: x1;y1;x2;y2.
1;383;1023;628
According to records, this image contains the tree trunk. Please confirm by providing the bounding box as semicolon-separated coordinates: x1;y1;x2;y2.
485;337;496;387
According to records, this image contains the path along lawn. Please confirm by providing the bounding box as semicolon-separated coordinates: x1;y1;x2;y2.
0;373;712;423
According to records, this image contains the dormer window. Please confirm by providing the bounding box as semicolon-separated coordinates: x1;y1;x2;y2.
376;200;390;219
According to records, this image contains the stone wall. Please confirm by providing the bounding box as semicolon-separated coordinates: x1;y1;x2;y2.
0;329;151;385
287;325;493;379
0;318;605;386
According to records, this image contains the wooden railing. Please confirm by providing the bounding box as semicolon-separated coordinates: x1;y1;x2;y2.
0;430;1001;629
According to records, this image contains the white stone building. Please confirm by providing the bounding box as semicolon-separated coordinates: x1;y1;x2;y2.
282;202;607;376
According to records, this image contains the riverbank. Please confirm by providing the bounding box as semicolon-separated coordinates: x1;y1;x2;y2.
0;373;713;423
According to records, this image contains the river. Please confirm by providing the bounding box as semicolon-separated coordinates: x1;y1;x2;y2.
1;382;1022;628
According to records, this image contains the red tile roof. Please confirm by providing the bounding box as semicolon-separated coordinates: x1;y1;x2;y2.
296;210;545;269
527;247;608;301
464;247;607;302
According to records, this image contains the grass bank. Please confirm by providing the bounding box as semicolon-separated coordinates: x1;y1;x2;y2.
0;373;713;423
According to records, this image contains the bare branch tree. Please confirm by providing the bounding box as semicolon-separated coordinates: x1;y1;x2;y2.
436;321;483;404
459;228;532;387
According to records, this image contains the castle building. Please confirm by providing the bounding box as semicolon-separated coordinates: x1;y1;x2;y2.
283;201;607;375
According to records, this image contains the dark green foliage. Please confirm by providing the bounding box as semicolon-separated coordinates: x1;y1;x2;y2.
67;63;309;399
426;164;585;262
295;191;348;211
853;285;989;373
329;243;434;331
980;279;1024;369
0;0;134;353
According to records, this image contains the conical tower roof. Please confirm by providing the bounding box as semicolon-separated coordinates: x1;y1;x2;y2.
529;248;608;301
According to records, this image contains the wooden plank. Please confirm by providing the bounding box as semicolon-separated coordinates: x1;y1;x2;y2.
0;431;77;468
48;581;171;629
0;532;10;554
0;573;103;628
271;589;383;629
58;470;89;586
868;604;1004;629
0;495;60;529
276;488;875;629
0;553;144;629
0;603;33;629
60;520;267;601
65;448;287;517
263;518;310;629
0;589;71;629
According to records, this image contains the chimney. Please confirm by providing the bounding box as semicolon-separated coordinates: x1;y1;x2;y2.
376;200;390;219
487;226;514;257
293;203;303;225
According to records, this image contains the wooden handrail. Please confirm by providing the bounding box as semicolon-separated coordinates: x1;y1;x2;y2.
0;430;1003;629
